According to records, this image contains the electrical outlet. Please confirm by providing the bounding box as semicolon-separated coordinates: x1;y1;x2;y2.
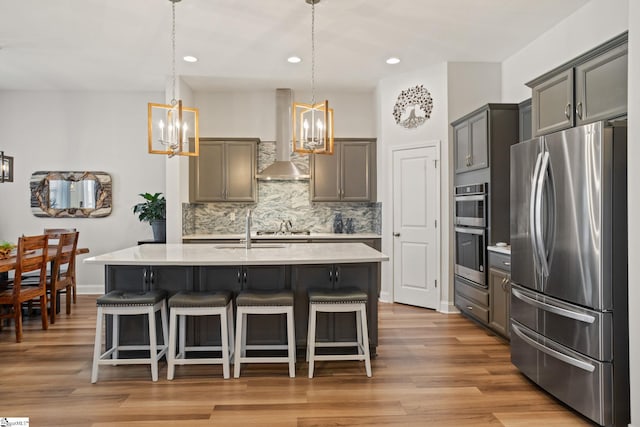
229;212;236;221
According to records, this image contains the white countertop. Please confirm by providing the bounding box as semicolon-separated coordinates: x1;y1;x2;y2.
84;242;389;266
487;245;511;255
182;232;381;241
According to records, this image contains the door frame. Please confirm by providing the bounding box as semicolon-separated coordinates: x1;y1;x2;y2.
389;141;442;309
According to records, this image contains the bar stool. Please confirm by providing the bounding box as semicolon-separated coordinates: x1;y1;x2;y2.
306;287;372;378
234;290;296;378
167;290;234;380
91;289;168;383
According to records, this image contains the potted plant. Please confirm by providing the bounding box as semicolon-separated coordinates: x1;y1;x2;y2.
132;192;166;242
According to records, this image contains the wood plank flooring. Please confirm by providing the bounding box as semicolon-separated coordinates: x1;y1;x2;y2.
0;296;593;426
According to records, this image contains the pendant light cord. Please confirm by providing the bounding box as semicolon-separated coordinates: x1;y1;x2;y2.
171;0;177;105
311;0;316;105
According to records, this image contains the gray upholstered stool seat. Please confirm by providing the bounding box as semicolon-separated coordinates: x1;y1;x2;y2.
97;289;167;306
169;290;232;308
234;290;296;378
167;290;234;380
236;290;294;306
91;289;169;383
306;287;371;378
308;288;367;304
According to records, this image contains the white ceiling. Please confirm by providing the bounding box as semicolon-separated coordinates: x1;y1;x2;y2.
0;0;589;92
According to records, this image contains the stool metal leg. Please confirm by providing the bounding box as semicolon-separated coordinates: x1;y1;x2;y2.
233;307;244;378
359;304;372;377
220;305;230;379
148;305;159;382
167;308;178;380
91;307;104;384
286;307;295;378
112;313;119;363
307;304;318;379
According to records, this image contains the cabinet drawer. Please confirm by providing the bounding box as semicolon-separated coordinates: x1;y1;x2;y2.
455;276;489;306
455;293;489;324
488;251;511;272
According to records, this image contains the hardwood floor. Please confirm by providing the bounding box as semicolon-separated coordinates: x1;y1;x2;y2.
0;296;592;426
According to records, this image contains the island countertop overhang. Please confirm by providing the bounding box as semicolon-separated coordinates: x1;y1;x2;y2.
84;242;389;267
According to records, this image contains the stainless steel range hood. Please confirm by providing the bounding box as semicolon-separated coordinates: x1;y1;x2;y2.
257;88;310;181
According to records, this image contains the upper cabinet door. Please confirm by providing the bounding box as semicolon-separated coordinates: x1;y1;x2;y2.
468;111;488;171
310;148;341;201
575;43;628;126
190;141;225;201
341;142;371;201
226;141;256;201
454;111;487;174
532;69;574;136
454;121;470;173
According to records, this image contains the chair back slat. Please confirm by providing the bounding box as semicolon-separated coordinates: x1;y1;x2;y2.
13;234;49;293
52;231;78;282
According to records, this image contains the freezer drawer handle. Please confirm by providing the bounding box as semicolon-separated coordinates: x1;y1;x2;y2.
512;323;595;373
512;288;595;324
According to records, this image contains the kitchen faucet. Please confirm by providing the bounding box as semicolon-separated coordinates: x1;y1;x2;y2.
245;209;252;249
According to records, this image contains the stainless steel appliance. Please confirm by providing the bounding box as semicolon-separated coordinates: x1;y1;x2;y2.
454;183;487;286
509;121;629;426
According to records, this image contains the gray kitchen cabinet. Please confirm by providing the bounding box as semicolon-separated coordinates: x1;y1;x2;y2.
291;263;378;350
528;33;627;136
454;275;489;326
531;69;574;136
488;251;511;339
189;138;257;202
518;98;532;142
454;110;488;173
574;43;627;125
104;265;195;347
310;138;376;202
198;265;288;347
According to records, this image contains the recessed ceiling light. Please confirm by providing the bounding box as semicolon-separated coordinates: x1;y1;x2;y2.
183;55;198;63
287;56;302;64
386;57;401;65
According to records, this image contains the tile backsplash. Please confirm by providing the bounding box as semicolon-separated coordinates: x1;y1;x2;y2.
183;141;381;235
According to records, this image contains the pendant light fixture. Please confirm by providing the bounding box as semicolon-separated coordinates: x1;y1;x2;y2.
0;151;13;183
148;0;199;157
292;0;334;155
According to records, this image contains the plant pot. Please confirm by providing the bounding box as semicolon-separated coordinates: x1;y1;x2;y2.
150;219;166;242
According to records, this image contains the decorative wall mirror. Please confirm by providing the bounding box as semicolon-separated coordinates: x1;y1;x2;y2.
30;171;112;218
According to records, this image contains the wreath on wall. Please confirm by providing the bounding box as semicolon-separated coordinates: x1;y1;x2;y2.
392;84;434;129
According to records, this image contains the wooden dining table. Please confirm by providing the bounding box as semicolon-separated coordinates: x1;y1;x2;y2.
0;246;89;274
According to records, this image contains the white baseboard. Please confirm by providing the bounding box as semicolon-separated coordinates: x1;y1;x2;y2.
379;291;392;303
78;284;104;295
439;301;459;314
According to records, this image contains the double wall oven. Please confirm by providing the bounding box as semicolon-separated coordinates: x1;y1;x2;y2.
454;183;487;286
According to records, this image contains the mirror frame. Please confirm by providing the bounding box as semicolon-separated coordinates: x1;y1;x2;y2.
30;171;112;218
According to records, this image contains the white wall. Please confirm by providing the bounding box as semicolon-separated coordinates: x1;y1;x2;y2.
194;89;376;139
0;91;166;293
501;0;638;423
447;62;503;120
376;63;450;306
502;0;629;102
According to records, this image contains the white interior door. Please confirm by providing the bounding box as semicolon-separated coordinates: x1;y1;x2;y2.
393;145;440;309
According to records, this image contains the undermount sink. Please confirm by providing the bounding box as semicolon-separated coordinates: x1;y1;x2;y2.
213;243;288;250
256;230;310;236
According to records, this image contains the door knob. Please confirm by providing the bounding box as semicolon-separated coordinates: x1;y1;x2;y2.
393;232;400;237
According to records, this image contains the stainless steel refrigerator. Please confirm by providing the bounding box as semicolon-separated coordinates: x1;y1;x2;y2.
509;121;629;426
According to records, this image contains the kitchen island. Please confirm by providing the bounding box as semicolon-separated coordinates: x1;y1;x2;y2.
85;243;388;355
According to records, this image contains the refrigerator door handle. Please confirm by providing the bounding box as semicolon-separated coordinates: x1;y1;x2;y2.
529;152;544;272
534;151;550;276
512;323;596;373
512;288;596;324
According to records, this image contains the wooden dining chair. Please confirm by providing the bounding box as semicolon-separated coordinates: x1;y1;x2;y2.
0;234;49;342
44;228;78;304
47;231;79;324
